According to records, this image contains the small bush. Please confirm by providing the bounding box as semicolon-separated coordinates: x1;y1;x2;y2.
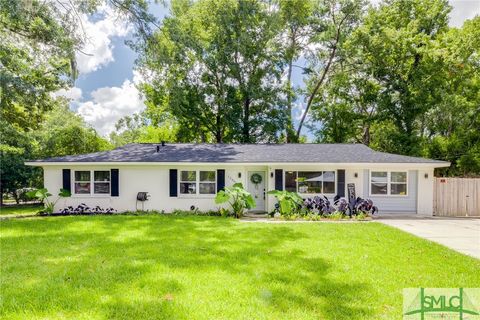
215;183;255;218
271;192;378;220
329;211;345;220
171;208;222;216
58;204;116;215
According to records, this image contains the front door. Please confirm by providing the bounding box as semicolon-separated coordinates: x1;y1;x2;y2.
247;171;266;212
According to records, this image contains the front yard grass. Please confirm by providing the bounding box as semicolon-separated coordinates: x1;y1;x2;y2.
0;204;42;216
1;215;478;319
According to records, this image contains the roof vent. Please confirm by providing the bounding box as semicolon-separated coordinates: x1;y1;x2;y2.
161;141;166;147
156;145;160;152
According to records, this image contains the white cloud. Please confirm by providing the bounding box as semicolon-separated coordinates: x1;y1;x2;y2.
449;0;480;27
77;78;145;136
51;87;83;102
76;6;132;74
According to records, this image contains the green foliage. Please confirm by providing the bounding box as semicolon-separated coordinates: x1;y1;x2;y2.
329;211;345;220
311;1;480;175
33;104;112;158
267;190;304;216
26;188;71;215
1;103;111;202
138;0;287;143
109;112;179;147
0;119;41;202
0;0;78;131
215;183;255;218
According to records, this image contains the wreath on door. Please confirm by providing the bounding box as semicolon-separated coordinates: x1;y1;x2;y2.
250;173;263;185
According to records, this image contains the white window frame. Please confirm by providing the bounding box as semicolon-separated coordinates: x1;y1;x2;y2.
369;170;408;197
178;170;216;197
284;171;336;195
72;170;111;196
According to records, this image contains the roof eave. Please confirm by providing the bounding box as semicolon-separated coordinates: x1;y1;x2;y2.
25;161;451;168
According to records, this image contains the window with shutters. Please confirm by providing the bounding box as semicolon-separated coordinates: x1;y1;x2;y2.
284;171;336;194
73;170;111;195
74;171;90;194
179;170;216;196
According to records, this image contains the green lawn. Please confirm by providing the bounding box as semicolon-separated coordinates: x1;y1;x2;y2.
1;216;478;319
0;204;42;216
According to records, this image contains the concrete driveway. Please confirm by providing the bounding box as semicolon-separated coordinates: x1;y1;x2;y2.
377;216;480;259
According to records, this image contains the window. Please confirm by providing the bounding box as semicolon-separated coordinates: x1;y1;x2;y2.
74;171;91;194
180;170;216;195
371;171;388;195
94;171;110;194
199;171;216;194
180;171;196;194
285;171;297;192
285;171;336;194
74;170;111;195
370;171;407;196
390;172;407;195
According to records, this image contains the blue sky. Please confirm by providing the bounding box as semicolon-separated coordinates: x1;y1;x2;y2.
59;0;480;138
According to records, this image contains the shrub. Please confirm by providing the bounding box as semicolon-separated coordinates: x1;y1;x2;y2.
59;204;116;215
171;208;222;216
26;188;71;215
329;211;345;220
303;196;336;216
215;183;255;218
267;190;304;217
270;192;378;220
15;188;38;203
350;197;378;217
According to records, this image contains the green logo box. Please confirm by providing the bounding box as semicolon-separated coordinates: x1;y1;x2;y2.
404;288;480;319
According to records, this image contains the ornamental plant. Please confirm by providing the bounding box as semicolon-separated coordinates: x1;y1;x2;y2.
267;190;304;217
215;183;255;218
26;188;71;215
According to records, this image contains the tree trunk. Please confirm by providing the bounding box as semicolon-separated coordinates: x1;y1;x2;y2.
215;113;222;143
285;59;297;143
242;97;250;143
296;11;351;140
362;124;370;146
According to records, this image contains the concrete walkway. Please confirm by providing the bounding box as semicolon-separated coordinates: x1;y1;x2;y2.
377;216;480;259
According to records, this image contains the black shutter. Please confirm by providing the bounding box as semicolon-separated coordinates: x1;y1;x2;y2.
275;169;283;191
169;169;178;197
111;169;119;196
62;169;71;192
337;169;345;197
217;169;225;192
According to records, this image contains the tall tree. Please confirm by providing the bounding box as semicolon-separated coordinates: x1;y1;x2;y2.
138;0;286;143
296;0;365;139
277;0;314;142
347;0;452;155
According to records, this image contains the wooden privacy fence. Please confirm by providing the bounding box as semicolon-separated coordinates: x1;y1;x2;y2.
434;178;480;217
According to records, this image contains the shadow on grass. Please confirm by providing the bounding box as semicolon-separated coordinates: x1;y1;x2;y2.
1;216;373;319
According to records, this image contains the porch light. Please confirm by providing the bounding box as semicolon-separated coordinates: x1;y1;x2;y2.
354;172;358;178
424;173;428;179
270;172;274;178
238;172;242;178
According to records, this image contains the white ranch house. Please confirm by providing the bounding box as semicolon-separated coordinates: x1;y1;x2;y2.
26;143;450;215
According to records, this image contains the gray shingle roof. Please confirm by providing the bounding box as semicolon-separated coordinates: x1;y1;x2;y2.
29;143;449;164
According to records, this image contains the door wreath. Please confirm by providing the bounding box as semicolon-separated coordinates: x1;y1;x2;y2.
250;173;263;185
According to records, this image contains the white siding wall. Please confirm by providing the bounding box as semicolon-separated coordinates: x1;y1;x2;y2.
345;168;364;198
363;169;417;214
45;165;246;213
42;165;433;214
